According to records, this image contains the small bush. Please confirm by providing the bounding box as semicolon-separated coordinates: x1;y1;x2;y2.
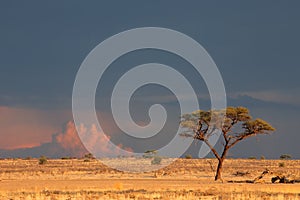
185;154;193;159
143;150;157;159
248;156;256;160
82;153;95;162
151;156;162;165
280;154;292;160
279;162;285;167
84;153;95;159
39;156;47;165
260;155;265;160
61;157;72;160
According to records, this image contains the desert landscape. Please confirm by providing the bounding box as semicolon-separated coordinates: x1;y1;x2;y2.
0;158;299;200
1;1;300;200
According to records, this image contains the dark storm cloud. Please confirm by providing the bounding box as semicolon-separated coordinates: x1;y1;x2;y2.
1;1;300;106
0;1;300;158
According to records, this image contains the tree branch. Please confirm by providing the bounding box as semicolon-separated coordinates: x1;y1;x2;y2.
203;139;221;161
228;132;256;149
221;129;229;144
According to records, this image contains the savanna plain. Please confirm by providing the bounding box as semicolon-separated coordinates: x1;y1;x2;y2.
0;158;299;200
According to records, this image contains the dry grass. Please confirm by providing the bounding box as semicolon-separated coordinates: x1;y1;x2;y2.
0;158;300;199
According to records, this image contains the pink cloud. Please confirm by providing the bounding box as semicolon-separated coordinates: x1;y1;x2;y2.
77;123;133;157
0;106;71;149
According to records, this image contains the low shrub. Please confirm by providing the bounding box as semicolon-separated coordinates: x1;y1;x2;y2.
61;157;72;160
143;150;157;159
278;162;285;167
83;153;95;159
151;156;162;165
280;154;292;160
39;156;47;165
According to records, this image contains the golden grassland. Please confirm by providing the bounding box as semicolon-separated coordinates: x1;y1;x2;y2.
0;158;300;199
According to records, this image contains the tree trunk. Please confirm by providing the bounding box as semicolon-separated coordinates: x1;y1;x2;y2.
214;159;224;181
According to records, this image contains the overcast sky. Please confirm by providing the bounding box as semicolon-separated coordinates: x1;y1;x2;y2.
0;1;299;158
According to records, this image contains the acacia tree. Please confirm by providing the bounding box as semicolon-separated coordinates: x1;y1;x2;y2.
180;106;275;181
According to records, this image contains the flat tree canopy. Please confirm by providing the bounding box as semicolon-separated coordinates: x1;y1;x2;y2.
180;106;275;181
